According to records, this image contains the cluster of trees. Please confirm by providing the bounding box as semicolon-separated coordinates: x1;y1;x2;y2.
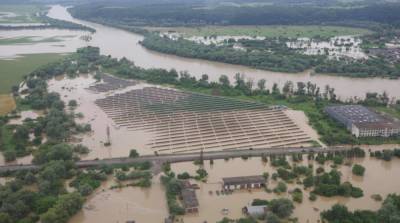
315;57;400;78
160;172;185;215
321;194;400;223
370;148;400;161
70;2;400;27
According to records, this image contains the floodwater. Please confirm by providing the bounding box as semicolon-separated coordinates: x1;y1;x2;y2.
44;5;400;100
47;74;157;160
0;29;90;59
67;146;400;223
69;177;168;223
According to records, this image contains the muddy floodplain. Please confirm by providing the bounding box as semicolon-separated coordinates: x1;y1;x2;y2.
68;146;400;223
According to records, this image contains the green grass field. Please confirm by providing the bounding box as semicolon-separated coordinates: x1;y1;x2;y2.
0;53;65;94
0;4;46;24
148;25;372;39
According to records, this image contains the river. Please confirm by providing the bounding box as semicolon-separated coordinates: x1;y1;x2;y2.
46;5;400;100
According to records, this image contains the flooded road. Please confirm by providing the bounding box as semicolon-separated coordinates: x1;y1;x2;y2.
66;147;400;223
46;5;400;100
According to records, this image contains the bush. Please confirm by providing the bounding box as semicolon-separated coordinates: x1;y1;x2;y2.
129;149;139;158
352;164;366;176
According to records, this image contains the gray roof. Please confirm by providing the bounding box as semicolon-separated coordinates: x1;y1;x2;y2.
245;205;267;216
222;175;265;185
325;105;383;123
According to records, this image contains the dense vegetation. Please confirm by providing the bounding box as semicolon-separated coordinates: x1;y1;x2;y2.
70;2;400;27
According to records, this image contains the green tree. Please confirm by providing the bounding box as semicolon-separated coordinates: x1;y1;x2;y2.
268;198;294;218
352;164;366;176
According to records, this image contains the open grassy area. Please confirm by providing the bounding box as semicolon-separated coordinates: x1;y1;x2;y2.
147;25;372;39
0;53;66;94
0;4;46;24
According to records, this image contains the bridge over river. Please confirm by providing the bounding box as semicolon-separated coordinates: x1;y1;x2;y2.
0;146;353;173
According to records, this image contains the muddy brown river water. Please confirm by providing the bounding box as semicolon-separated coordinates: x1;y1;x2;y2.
44;5;400;100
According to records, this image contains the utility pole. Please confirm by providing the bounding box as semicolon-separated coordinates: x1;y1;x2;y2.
105;125;111;146
200;148;204;166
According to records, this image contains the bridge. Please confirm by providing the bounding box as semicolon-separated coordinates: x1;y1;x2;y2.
0;146;351;173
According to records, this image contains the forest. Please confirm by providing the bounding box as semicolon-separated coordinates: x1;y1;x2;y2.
69;2;400;27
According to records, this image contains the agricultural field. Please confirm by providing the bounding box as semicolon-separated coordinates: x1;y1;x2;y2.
147;25;372;39
0;53;65;115
0;4;46;24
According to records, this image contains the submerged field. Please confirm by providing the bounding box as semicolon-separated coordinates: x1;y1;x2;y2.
147;25;372;39
0;4;45;24
0;36;68;45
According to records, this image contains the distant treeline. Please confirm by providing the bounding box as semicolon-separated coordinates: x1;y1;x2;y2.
69;2;400;27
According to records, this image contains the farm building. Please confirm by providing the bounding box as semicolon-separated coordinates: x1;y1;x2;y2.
222;175;266;190
325;105;400;137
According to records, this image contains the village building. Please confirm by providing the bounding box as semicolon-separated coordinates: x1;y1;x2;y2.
325;105;400;138
222;175;266;190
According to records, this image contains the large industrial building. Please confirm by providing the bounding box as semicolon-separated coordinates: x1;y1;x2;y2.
325;105;400;138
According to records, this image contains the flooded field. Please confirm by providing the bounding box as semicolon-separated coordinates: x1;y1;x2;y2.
287;36;367;60
95;86;313;153
69;177;168;223
46;74;316;158
0;29;90;59
66;145;400;223
47;74;157;159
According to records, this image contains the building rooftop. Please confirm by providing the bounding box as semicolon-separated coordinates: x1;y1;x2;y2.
222;175;265;185
181;189;199;208
325;105;383;123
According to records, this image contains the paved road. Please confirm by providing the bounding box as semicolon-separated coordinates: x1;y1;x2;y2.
0;146;350;173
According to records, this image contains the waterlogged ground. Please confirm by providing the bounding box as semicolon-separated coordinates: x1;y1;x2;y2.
65;145;400;223
0;29;90;59
48;74;157;160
